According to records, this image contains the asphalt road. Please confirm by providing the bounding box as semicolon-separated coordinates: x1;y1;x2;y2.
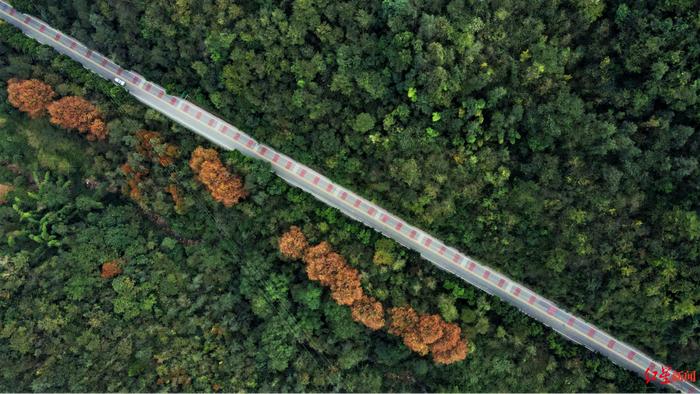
0;2;696;392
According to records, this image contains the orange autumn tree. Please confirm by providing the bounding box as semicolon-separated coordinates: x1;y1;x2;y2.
136;130;178;166
303;243;344;287
430;322;468;364
328;265;364;306
387;305;419;336
189;147;247;207
303;242;363;306
388;306;468;364
278;227;385;331
47;96;108;140
387;306;427;354
0;184;14;205
6;78;55;118
120;163;147;202
416;314;444;344
166;184;185;214
277;226;468;362
100;259;123;279
350;295;385;330
278;226;308;260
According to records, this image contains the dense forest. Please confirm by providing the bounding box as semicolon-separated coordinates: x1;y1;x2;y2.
1;0;698;391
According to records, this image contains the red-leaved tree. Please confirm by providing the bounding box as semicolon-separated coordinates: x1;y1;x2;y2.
6;78;55;118
47;96;108;140
189;147;247;207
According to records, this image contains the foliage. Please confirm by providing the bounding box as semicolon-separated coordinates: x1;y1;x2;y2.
6;79;55;119
0;184;13;203
303;242;363;306
1;0;698;391
350;295;385;331
387;306;468;363
286;227;465;364
120;163;147;202
47;96;107;141
135;130;178;167
278;225;308;260
100;259;123;279
189;146;247;207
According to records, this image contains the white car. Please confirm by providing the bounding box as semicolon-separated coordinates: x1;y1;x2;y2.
113;77;126;87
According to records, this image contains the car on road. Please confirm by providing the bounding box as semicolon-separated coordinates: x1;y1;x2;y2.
113;77;126;87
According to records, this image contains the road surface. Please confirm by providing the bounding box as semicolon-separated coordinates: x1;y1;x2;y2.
0;2;696;392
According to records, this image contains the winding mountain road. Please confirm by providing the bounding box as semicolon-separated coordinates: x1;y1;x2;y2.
0;2;696;392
